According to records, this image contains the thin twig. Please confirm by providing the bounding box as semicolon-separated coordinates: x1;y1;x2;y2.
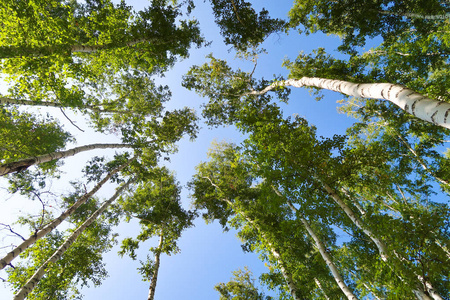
59;108;84;132
0;224;26;241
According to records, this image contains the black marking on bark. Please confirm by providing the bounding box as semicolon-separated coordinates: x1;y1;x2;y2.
431;110;439;124
411;99;419;114
395;87;406;98
387;84;394;98
445;109;450;123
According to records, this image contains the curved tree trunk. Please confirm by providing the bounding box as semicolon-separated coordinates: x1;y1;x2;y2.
148;234;164;300
0;158;133;270
0;143;133;176
249;78;450;129
13;180;133;300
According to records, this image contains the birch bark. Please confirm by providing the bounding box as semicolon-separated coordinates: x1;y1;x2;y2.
147;234;164;300
286;201;358;300
0;97;128;114
323;182;443;299
417;275;444;300
249;78;450;129
13;180;133;300
318;179;389;262
0;39;156;58
266;243;302;300
314;278;330;300
0;158;133;270
0;143;133;176
380;11;450;20
202;177;302;300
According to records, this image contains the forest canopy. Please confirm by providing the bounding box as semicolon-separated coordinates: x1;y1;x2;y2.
0;1;449;300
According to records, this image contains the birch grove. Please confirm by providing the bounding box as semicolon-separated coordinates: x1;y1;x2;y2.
2;0;450;298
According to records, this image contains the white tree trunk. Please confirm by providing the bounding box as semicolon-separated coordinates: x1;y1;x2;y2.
380;10;450;20
71;39;150;53
0;97;125;114
203;177;303;300
318;179;389;262
0;159;133;270
13;180;132;300
286;201;359;300
0;143;133;176
148;234;164;300
250;78;450;129
267;243;302;300
417;275;444;300
314;278;331;300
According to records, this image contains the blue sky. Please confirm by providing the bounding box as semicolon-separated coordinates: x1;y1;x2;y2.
0;1;359;299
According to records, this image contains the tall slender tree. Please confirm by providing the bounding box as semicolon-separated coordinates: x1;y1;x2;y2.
118;167;196;299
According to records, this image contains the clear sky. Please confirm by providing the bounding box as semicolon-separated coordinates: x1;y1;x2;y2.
0;1;357;299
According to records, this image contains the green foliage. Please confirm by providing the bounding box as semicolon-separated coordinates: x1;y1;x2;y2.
82;153;131;184
0;0;204;135
208;0;285;51
183;55;290;126
215;267;273;300
118;167;196;281
6;209;116;300
0;107;73;166
288;0;449;53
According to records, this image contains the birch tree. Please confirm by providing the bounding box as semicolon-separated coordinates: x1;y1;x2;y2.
0;157;133;269
0;107;73;173
0;143;133;176
11;179;133;300
288;0;449;52
0;0;203;139
6;221;112;300
118;167;195;299
184;55;450;130
0;0;203;94
241;110;449;299
187;84;450;297
189;142;355;299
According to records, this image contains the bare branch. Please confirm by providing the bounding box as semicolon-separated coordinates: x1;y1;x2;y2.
0;224;26;241
59;108;85;132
